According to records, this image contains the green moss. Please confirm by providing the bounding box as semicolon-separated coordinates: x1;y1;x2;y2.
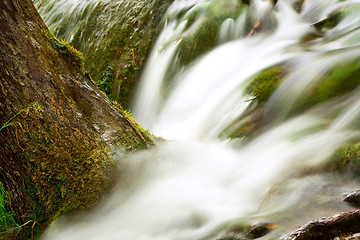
320;12;343;29
313;5;360;31
50;39;84;68
177;1;247;66
1;105;116;229
324;143;360;175
300;59;360;110
0;102;43;131
24;125;115;224
178;17;220;65
246;66;288;103
0;183;19;237
66;0;170;107
218;66;288;139
99;66;114;98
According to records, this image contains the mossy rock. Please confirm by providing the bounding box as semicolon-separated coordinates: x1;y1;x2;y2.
234;56;360;138
293;58;360;113
311;3;360;33
246;66;288;104
221;66;288;139
176;1;248;66
313;8;346;30
323;143;360;175
35;0;172;107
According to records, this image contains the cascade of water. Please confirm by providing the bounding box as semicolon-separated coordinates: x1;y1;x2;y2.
130;21;186;128
43;0;360;239
133;0;311;140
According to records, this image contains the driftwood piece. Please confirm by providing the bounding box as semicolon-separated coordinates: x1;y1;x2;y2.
277;210;360;240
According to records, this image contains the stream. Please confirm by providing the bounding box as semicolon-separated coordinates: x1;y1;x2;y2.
40;0;360;239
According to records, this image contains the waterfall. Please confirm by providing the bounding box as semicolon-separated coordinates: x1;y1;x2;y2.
42;0;360;239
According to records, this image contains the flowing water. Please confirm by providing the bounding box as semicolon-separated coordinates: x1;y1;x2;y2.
40;0;360;239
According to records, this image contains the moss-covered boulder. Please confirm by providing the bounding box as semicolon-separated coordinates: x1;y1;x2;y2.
283;58;360;115
175;1;248;66
0;0;152;237
35;0;172;107
222;66;288;139
246;66;288;104
323;143;360;175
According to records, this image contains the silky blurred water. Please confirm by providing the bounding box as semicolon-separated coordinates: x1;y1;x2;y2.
40;0;360;239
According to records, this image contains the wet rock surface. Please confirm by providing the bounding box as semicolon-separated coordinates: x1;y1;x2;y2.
277;210;360;240
343;190;360;208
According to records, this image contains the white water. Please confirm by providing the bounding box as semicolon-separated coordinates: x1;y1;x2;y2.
43;0;360;239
